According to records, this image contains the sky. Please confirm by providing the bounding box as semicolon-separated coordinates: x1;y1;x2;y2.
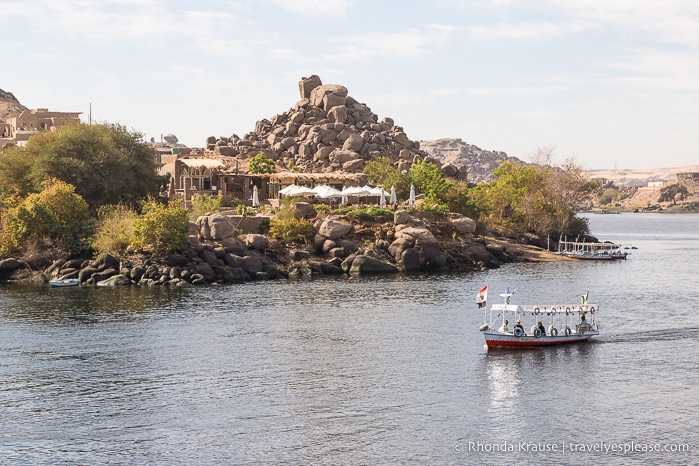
2;0;698;170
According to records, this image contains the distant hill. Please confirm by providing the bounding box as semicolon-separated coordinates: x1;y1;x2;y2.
584;166;699;188
419;138;524;184
0;88;28;121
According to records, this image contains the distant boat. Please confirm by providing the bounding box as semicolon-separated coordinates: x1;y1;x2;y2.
49;278;80;287
557;239;632;261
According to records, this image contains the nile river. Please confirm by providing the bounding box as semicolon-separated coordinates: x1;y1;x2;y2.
1;213;697;465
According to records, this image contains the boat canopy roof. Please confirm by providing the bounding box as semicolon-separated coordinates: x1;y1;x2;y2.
491;304;598;315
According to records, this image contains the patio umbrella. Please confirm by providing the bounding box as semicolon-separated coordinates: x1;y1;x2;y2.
252;185;259;207
279;184;298;196
409;184;416;206
390;185;397;205
379;187;386;207
342;186;372;196
312;184;343;199
280;185;316;197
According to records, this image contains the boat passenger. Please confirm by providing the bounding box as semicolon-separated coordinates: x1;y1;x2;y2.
536;322;547;336
513;320;524;335
580;312;589;331
498;320;510;333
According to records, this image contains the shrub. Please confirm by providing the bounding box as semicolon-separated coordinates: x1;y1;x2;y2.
268;199;314;243
92;204;139;255
130;199;189;255
189;194;222;220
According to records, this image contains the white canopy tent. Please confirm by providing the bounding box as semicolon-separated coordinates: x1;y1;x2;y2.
312;184;343;199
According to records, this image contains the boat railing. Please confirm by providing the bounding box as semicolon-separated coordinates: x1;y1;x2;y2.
491;304;598;315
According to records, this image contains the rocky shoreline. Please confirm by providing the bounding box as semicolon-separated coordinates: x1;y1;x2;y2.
0;209;565;287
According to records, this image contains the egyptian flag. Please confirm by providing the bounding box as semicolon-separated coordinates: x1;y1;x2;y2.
477;284;488;309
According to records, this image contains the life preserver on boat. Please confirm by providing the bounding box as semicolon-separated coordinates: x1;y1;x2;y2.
564;327;572;337
534;307;540;315
514;327;524;337
565;307;571;315
579;307;584;313
534;327;543;338
590;307;595;314
551;307;556;313
550;327;559;337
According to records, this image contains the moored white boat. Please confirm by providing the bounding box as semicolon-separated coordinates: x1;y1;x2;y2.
477;287;599;348
49;278;81;287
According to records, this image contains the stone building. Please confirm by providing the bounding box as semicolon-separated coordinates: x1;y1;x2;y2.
1;108;81;146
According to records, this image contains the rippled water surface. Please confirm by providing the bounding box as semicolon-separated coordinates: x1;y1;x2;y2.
1;213;697;464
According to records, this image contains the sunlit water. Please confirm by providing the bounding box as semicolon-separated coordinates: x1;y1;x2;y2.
1;213;697;464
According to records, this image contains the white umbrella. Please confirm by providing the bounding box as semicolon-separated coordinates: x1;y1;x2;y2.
312;184;343;199
252;185;259;207
379;187;386;207
279;184;298;196
390;185;397;205
280;185;316;197
409;184;416;206
342;186;372;196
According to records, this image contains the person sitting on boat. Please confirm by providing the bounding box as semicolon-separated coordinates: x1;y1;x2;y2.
498;320;510;333
580;312;589;331
536;321;547;336
513;319;525;336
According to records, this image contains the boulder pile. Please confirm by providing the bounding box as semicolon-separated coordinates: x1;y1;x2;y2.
206;75;466;180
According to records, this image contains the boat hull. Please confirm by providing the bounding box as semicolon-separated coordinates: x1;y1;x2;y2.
49;279;80;287
484;330;598;348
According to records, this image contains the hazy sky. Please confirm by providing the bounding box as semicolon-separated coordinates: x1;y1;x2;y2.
3;0;698;170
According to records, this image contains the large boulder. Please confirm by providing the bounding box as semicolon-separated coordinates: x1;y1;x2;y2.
197;214;235;240
96;274;131;287
401;248;422;272
298;75;322;99
327;105;347;124
395;227;442;265
342;133;364;152
317;218;352;240
0;258;23;277
348;255;399;275
195;262;217;282
394;210;410;225
450;215;477;235
244;234;269;251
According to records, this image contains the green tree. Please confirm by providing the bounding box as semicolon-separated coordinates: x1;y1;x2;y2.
0;123;163;211
363;156;407;197
471;159;593;238
0;178;92;255
658;184;688;205
130;198;189;255
248;152;276;174
407;160;452;205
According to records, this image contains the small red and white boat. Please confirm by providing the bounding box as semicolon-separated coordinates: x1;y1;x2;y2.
478;287;599;348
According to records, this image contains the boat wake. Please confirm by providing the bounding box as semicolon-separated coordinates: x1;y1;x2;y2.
596;326;699;344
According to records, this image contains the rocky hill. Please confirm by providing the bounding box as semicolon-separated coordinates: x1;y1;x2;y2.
0;88;28;121
207;75;466;180
419;138;523;183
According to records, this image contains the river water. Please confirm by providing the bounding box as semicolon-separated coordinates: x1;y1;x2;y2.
1;213;697;465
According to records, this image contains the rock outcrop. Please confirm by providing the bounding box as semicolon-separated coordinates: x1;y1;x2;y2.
419;138;523;183
206;76;467;180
